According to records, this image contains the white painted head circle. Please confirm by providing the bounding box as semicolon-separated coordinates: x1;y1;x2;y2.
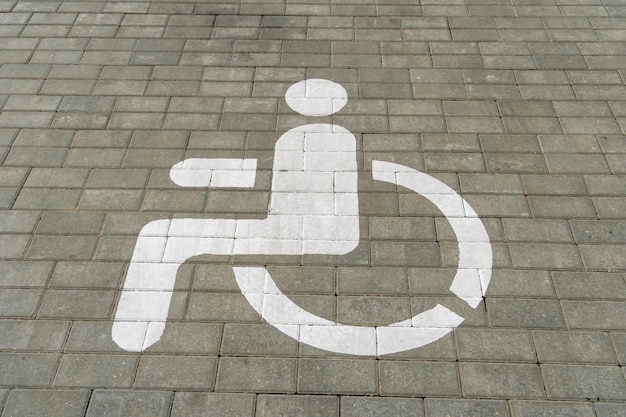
285;79;348;117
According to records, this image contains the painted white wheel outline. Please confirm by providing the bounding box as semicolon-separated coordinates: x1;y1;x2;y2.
233;159;492;356
111;78;493;355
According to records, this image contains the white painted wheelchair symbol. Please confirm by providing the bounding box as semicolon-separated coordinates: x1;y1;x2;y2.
112;79;492;356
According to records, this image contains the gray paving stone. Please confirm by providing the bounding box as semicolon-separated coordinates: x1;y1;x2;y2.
266;266;336;295
171;392;255;417
379;361;460;396
55;354;138;388
481;270;555;298
593;197;626;219
460;363;545;399
503;219;573;242
0;211;39;233
455;328;536;362
37;212;104;235
534;330;617;364
425;398;509;417
509;400;595;417
521;175;588;196
480;134;541;153
371;241;439;267
563;300;626;330
2;389;90;417
64;321;135;353
0;289;42;317
0;261;52;287
0;320;69;351
545;154;611;174
611;332;626;365
337;295;410;325
579;245;626;270
216;357;297;393
595;402;626;417
24;168;87;188
459;173;523;195
298;359;377;394
4;147;67;167
37;289;114;319
135;355;217;389
337;266;408;295
487;298;566;328
221;323;297;356
462;195;531;217
542;364;626;400
26;235;97;260
256;395;338;417
571;220;626;244
552;272;626;300
85;390;173;417
343;397;424;417
78;189;143;211
0;167;27;186
0;0;623;410
0;353;59;387
509;243;581;269
64;148;125;168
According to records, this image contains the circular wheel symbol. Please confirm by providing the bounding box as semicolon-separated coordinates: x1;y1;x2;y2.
112;79;493;356
234;160;493;356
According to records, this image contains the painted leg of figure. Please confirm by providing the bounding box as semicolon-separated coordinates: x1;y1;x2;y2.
112;219;181;352
112;218;238;352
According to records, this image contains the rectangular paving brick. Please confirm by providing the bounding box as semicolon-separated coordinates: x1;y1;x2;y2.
455;328;536;362
298;359;377;394
379;361;460;397
509;401;595;417
256;395;338;417
171;392;255;417
459;363;545;399
0;0;624;412
344;397;424;417
425;399;509;417
533;330;617;365
54;354;138;388
134;355;217;390
86;390;173;417
0;320;69;351
0;353;59;387
542;365;626;401
216;357;297;393
3;389;90;417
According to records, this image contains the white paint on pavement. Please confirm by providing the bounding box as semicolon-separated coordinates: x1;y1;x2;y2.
112;79;493;355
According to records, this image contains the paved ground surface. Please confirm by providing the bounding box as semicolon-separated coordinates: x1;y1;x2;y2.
1;0;626;415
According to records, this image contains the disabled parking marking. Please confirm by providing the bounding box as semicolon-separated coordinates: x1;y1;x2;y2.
112;79;492;355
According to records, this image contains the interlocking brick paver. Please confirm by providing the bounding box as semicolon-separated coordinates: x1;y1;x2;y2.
379;361;460;396
0;353;59;387
425;398;509;417
0;0;625;413
135;355;217;390
216;357;297;393
85;390;173;417
344;397;424;417
460;363;545;399
256;395;338;417
170;392;255;417
455;328;536;362
509;401;595;417
0;320;69;351
54;354;138;388
542;365;626;401
2;389;90;417
298;359;377;394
